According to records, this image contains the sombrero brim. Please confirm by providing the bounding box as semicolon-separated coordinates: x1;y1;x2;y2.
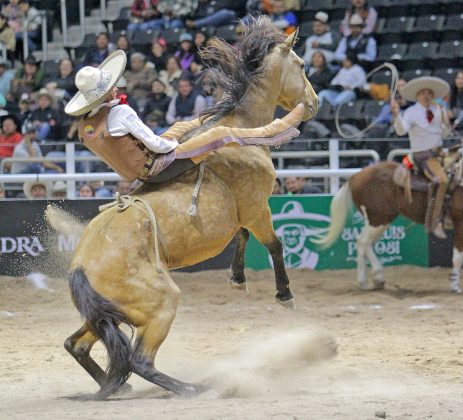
399;76;450;102
23;181;52;199
65;50;127;117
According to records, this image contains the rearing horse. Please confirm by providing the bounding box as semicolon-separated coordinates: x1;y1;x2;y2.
63;18;318;399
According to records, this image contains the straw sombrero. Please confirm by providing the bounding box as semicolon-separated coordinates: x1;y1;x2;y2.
399;76;450;102
65;50;127;116
23;180;52;199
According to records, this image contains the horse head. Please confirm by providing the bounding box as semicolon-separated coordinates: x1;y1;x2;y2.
268;29;318;121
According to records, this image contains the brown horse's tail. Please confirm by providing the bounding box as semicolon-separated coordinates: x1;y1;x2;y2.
313;183;353;249
69;269;132;399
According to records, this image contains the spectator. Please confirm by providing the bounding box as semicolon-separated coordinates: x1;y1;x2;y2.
303;11;340;66
124;52;157;101
269;0;297;35
82;32;112;67
245;0;271;17
10;125;44;174
115;34;134;69
147;38;168;71
1;0;21;31
0;115;23;170
185;0;242;29
166;76;206;124
44;58;77;99
285;177;322;194
79;183;95;198
317;53;366;106
51;180;67;199
31;90;61;141
194;31;208;50
16;0;40;54
127;0;161;32
159;55;183;96
9;54;43;102
0;58;14;98
143;79;171;127
306;51;334;94
18;92;31;132
116;180;132;195
0;13;15;63
448;71;463;133
272;177;282;194
174;32;196;72
130;0;195;31
334;14;377;69
23;180;51;199
340;0;378;36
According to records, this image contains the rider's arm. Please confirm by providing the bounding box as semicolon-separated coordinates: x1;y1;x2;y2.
392;103;412;136
108;105;178;153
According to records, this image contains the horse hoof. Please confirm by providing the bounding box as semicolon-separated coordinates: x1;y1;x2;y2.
228;274;248;291
115;383;133;395
450;285;462;294
358;281;369;291
277;298;296;310
180;383;208;398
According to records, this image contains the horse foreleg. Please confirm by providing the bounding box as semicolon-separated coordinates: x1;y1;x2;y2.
450;221;463;293
228;228;250;291
247;211;295;308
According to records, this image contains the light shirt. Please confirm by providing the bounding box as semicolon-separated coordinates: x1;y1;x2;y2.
334;35;377;63
393;102;444;153
303;32;337;64
107;104;178;154
11;140;42;174
330;64;366;89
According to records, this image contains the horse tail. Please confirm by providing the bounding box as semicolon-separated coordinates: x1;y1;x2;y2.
314;183;353;249
69;268;132;399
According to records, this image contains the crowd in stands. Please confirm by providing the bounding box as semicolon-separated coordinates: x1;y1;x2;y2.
0;0;463;198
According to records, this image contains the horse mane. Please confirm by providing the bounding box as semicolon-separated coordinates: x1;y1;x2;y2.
183;16;286;140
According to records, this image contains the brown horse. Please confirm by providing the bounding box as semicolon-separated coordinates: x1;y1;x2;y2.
62;18;318;399
316;159;463;293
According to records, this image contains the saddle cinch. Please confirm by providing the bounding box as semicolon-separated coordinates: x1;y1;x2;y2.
392;146;463;203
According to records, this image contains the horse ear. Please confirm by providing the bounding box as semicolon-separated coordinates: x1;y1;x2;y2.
282;28;299;52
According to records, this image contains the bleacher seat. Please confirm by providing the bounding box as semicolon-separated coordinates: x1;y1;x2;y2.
107;7;131;32
380;16;414;35
215;25;239;42
405;42;439;60
159;28;184;46
362;100;387;123
336;100;364;122
131;30;158;47
409;15;445;33
444;14;463;31
436;40;463;58
299;21;313;38
376;43;407;61
315;101;334;123
402;68;432;81
433;67;459;84
42;59;60;78
371;69;393;85
440;30;462;42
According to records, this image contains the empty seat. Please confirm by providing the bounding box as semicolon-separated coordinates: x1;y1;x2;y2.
436;40;463;58
402;68;432;81
301;0;335;10
362;100;387;123
370;69;393;85
315;101;334;122
336;100;364;121
159;28;184;45
405;42;439;60
377;43;407;61
445;13;463;30
381;16;414;34
131;30;157;46
215;25;239;42
410;15;445;32
433;67;459;84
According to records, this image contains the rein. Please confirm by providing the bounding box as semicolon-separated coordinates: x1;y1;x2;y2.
99;194;168;272
335;62;399;139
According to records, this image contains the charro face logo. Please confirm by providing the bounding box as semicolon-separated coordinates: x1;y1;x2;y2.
84;125;95;136
273;201;330;269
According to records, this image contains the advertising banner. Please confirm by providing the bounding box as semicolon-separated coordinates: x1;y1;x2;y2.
244;195;429;270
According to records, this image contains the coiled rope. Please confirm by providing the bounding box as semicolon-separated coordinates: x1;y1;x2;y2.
335;62;399;139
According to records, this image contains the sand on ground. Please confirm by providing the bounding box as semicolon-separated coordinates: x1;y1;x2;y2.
1;266;463;419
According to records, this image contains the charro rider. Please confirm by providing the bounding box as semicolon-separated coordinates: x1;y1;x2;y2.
64;50;305;184
390;76;451;239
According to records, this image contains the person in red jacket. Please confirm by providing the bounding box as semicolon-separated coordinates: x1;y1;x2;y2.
0;114;22;171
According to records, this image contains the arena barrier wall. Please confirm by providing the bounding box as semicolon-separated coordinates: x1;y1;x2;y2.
0;197;450;277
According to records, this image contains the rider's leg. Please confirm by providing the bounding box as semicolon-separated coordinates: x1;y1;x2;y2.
424;157;449;239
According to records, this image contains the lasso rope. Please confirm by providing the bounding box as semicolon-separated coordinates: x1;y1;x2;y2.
99;194;168;273
335;62;400;139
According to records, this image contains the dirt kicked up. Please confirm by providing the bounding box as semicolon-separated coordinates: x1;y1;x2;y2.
1;266;463;419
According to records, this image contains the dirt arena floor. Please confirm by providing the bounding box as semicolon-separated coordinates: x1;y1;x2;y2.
1;266;463;419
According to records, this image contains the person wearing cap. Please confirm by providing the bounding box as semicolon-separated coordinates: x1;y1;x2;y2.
124;52;157;101
174;33;196;72
334;13;377;69
23;180;51;199
0;57;14;97
185;0;241;30
65;50;305;185
303;11;340;66
9;54;44;101
51;180;67;199
340;0;378;37
317;52;366;107
31;89;61;141
391;76;452;239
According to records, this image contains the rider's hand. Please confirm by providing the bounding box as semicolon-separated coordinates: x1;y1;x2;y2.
390;99;400;117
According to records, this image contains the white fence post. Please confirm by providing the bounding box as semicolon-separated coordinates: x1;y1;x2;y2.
65;142;76;198
329;139;340;193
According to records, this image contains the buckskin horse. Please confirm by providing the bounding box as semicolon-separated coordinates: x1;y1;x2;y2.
315;151;463;294
62;17;318;399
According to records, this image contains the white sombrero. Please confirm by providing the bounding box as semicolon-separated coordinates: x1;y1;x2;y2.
23;180;52;199
65;50;127;116
399;76;450;102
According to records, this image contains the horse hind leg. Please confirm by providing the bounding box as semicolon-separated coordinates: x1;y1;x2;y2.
129;269;206;396
228;228;250;291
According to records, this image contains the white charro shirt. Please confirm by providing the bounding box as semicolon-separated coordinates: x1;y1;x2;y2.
393;102;444;153
89;100;178;154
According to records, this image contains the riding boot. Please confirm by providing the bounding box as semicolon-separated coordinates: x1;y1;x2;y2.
175;103;305;164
